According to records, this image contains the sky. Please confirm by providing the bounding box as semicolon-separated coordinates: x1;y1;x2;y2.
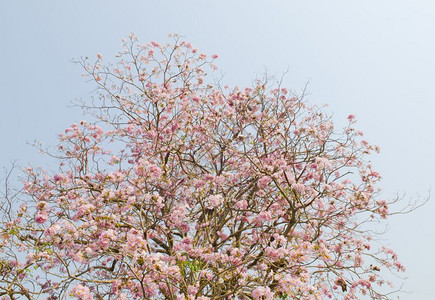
1;1;434;298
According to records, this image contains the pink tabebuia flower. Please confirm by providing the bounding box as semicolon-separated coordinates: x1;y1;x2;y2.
70;284;92;300
206;194;224;208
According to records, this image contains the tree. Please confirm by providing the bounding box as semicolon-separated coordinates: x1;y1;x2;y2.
0;34;405;300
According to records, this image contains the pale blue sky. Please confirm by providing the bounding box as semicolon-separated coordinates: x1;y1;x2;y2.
1;1;434;298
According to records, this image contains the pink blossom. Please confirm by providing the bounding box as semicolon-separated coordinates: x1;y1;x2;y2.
252;286;274;300
206;194;224;208
315;157;330;169
187;285;199;295
125;228;146;251
257;176;271;189
35;211;48;224
254;210;272;225
53;174;65;183
98;229;116;250
234;200;248;210
44;224;61;237
70;284;92;300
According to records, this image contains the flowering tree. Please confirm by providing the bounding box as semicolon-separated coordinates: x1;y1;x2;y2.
0;34;405;300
